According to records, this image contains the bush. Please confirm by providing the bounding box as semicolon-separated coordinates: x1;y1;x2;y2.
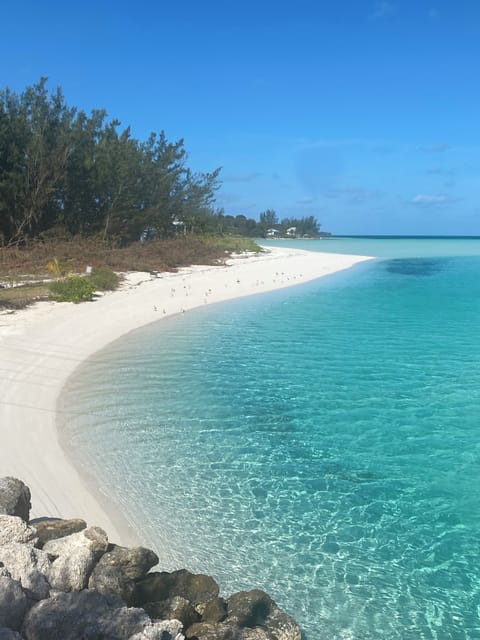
88;268;120;291
49;276;96;303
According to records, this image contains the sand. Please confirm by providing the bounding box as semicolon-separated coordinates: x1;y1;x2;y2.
0;246;372;545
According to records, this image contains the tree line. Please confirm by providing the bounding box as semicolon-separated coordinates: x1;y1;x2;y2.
0;79;221;246
0;79;323;246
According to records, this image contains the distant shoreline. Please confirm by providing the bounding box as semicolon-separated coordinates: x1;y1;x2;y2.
0;246;372;548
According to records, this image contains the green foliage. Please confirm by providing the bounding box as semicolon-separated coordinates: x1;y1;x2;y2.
0;79;221;246
49;276;96;303
88;268;120;291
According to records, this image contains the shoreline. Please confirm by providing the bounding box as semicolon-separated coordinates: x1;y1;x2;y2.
0;246;372;548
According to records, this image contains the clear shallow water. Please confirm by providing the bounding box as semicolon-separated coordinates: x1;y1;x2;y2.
62;246;480;639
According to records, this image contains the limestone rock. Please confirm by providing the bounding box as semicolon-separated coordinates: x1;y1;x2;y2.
200;597;228;623
30;517;86;547
0;478;31;522
134;570;219;608
0;544;51;600
0;576;28;631
88;562;136;605
129;619;184;640
185;622;239;640
44;526;109;591
144;596;199;628
88;543;159;603
96;544;159;580
0;629;24;640
227;591;300;640
22;590;150;640
0;515;37;545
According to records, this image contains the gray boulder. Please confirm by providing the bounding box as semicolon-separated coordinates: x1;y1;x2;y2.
88;544;159;603
227;591;300;640
0;544;50;600
44;526;109;591
0;629;24;640
30;517;86;547
129;619;184;640
185;622;239;639
0;576;28;631
144;596;199;629
94;544;159;580
22;589;150;640
200;597;228;623
134;570;219;608
0;515;37;546
0;478;31;522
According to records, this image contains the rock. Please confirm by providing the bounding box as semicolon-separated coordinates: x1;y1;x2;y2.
236;629;276;640
0;515;37;545
22;589;150;640
88;544;158;605
144;596;199;628
200;597;228;623
185;622;239;640
0;629;24;640
30;517;86;547
227;590;274;627
0;478;31;522
88;563;136;605
0;576;28;631
0;544;51;600
129;619;184;640
44;526;109;591
134;570;219;608
263;608;301;640
227;591;300;640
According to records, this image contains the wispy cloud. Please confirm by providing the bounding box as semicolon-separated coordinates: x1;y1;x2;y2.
370;1;397;19
324;187;384;205
425;167;454;176
417;144;450;153
223;172;262;183
411;194;459;207
296;196;316;205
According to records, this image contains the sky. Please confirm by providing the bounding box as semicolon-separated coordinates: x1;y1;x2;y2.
2;0;480;235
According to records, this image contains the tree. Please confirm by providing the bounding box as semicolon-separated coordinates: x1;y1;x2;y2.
258;209;278;237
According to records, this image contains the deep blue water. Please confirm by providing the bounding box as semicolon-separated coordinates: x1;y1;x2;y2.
62;240;480;639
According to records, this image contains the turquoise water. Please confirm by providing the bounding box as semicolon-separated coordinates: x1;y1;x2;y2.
62;239;480;639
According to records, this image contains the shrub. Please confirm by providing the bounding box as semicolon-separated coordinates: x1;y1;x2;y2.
49;276;96;303
88;268;120;291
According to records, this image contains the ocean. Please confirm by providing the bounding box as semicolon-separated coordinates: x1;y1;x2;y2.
61;238;480;639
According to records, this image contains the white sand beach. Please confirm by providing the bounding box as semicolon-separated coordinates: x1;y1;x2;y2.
0;246;371;545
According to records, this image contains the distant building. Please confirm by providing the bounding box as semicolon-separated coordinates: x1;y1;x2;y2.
286;226;297;237
266;228;280;237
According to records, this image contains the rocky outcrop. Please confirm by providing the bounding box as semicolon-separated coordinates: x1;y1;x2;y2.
0;479;31;522
30;517;86;547
0;477;301;640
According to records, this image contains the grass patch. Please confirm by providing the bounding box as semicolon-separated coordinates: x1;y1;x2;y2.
49;276;96;303
0;282;51;310
88;268;121;291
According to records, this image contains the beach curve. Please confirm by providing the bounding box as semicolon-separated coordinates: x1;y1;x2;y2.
0;246;372;547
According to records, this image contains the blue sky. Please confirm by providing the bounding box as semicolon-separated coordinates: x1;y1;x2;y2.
2;1;480;234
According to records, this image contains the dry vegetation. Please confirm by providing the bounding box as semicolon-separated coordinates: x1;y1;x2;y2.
0;235;262;310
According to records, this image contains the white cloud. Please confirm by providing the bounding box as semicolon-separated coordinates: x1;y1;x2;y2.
412;194;453;206
223;172;262;183
417;144;450;153
370;1;396;19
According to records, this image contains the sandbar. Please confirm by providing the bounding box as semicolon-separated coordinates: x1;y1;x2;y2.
0;246;372;545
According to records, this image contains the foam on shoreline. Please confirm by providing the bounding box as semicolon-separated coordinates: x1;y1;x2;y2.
0;246;372;547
